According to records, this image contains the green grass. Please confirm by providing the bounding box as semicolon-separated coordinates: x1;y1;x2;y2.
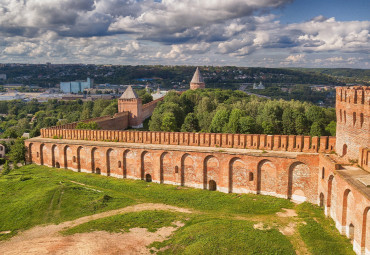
0;166;135;240
296;203;354;255
150;216;295;255
62;210;184;235
0;165;356;255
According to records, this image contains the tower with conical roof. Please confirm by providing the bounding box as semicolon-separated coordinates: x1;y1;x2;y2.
190;67;206;90
118;85;143;128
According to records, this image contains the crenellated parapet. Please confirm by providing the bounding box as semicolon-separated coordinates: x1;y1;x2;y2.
40;128;336;154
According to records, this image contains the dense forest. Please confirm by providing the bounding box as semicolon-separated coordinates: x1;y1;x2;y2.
149;89;336;137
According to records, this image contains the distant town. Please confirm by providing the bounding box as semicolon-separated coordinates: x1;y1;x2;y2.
0;63;369;106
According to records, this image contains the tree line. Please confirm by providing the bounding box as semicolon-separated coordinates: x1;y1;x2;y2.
149;89;336;137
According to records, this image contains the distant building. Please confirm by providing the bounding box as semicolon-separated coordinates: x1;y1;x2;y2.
0;74;6;80
190;67;206;90
60;78;93;93
253;82;265;90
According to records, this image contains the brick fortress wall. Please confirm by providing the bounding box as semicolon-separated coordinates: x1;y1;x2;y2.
25;86;370;255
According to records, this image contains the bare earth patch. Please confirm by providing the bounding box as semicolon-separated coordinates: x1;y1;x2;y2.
253;222;271;231
279;222;297;236
276;208;298;218
0;203;192;255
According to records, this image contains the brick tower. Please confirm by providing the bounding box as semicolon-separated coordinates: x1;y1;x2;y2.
190;67;206;90
335;86;370;162
118;86;143;128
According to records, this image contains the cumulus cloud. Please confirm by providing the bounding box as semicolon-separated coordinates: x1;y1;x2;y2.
0;1;369;67
285;54;305;63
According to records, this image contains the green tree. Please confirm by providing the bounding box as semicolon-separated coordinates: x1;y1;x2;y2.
325;121;336;136
76;122;100;130
161;112;177;132
225;109;243;133
8;138;26;164
181;113;199;132
310;121;325;137
295;114;309;135
80;108;91;120
210;108;230;133
239;116;257;134
282;108;296;135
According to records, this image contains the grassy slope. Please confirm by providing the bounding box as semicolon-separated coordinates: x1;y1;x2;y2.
297;203;354;255
0;165;355;254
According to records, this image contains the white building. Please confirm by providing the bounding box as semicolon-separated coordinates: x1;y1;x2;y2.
253;82;265;90
60;78;93;93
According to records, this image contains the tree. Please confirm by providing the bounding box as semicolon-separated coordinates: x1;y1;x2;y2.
282;108;296;135
239;116;257;134
295;114;309;135
325;121;336;136
210;108;230;133
80;108;91;120
161;112;177;132
225;109;243;133
310;121;325;137
8;138;26;164
76;122;100;130
181;113;199;132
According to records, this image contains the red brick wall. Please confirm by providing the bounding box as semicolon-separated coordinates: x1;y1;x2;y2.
25;139;319;202
336;86;370;162
318;154;370;254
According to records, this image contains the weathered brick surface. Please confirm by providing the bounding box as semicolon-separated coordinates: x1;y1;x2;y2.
336;86;370;161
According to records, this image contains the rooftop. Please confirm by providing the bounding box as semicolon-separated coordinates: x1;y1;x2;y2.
120;85;138;99
191;67;204;84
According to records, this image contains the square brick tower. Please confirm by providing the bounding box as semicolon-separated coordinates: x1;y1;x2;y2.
118;86;143;128
335;86;370;162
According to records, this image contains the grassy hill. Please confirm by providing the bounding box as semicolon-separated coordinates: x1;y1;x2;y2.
0;165;354;254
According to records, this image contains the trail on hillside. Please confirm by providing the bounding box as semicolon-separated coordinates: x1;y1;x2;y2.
0;203;192;255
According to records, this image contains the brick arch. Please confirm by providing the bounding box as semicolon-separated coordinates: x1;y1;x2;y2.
288;161;311;202
91;147;98;173
181;153;195;187
327;175;335;211
141;151;153;180
51;144;58;168
77;146;83;172
342;189;352;229
203;155;219;190
40;144;45;165
122;149;131;178
160;152;171;184
106;148;114;176
229;157;247;194
361;207;370;251
63;145;71;169
257;159;277;195
28;143;33;163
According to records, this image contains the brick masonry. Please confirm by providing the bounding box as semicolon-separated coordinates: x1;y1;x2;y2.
25;86;370;255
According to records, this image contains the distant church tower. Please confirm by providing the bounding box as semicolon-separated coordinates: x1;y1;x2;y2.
190;67;206;90
118;85;143;128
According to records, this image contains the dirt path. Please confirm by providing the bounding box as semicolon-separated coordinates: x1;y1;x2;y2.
0;203;192;255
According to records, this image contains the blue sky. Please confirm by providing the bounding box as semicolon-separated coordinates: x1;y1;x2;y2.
0;0;369;68
275;0;370;23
